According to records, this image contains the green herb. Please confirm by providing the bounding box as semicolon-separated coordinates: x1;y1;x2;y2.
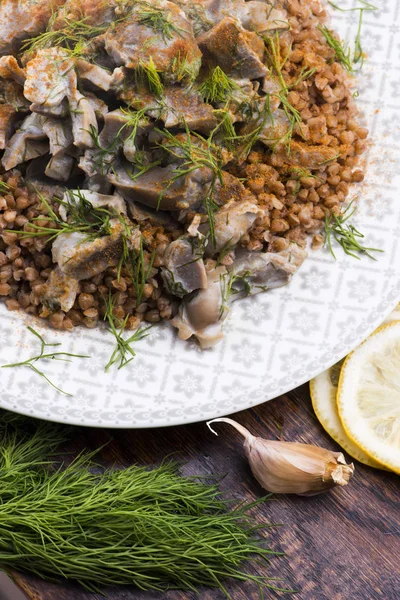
104;291;152;371
212;108;238;150
318;26;353;72
216;238;235;266
0;414;289;596
264;33;291;93
319;152;341;166
324;200;383;259
9;190;130;243
0;181;9;193
126;236;156;306
2;327;89;396
198;66;240;104
156;123;224;244
329;1;377;67
135;1;186;41
21;15;109;55
135;57;164;96
170;52;200;83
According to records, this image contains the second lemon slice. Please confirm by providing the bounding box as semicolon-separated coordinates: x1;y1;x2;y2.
337;322;400;474
310;362;384;469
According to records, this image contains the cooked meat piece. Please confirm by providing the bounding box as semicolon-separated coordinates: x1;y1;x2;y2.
41;116;73;157
75;59;113;92
108;162;214;211
24;48;76;107
160;86;218;133
0;104;16;150
53;0;115;29
0;55;26;84
1;113;48;170
204;199;261;254
30;99;70;118
171;265;227;347
279;140;340;170
103;0;201;82
45;152;74;181
85;93;109;120
58;189;127;221
0;79;29;111
172;0;213;36
259;109;290;147
127;202;177;229
70;92;98;150
161;237;207;297
198;17;268;79
236;2;289;34
228;244;307;296
51;220;129;281
0;0;66;55
40;267;80;312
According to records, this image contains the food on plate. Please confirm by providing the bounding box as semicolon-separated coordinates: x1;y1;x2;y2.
337;322;400;474
0;0;370;348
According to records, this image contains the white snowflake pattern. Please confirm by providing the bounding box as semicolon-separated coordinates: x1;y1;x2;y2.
380;117;400;141
361;31;382;56
145;325;167;347
367;196;392;219
280;349;309;372
173;369;204;397
0;328;11;346
240;297;271;325
289;309;319;336
86;349;109;375
131;359;152;385
18;377;49;402
70;389;96;408
299;267;329;295
347;276;375;303
232;339;261;369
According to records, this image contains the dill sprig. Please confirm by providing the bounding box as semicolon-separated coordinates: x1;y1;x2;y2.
0;415;288;596
21;15;109;55
135;1;186;41
10;190;130;243
0;181;9;193
126;237;156;306
237;96;274;158
104;292;152;371
264;33;291;93
318;25;353;72
156;124;224;243
324;200;382;260
198;66;240;104
1;327;90;396
328;1;377;67
135;57;164;96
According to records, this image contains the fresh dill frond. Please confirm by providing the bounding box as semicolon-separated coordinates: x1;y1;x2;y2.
212;108;238;150
0;417;287;595
319;152;341;166
126;237;156;306
328;0;377;68
170;52;200;83
198;66;239;104
2;327;90;396
216;238;235;266
120;106;149;143
21;15;109;55
156;123;224;243
318;25;353;72
135;57;164;96
278;92;302;151
135;1;186;41
324;200;382;260
236;96;274;158
0;181;9;193
104;291;151;371
264;32;291;94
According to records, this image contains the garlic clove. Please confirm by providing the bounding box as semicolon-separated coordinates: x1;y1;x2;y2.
207;418;354;496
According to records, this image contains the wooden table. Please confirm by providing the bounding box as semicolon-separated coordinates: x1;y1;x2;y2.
12;384;400;600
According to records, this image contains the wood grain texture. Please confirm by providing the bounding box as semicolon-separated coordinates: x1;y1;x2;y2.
12;384;400;600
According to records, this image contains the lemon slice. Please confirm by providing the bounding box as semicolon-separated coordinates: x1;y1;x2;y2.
310;362;385;469
337;322;400;474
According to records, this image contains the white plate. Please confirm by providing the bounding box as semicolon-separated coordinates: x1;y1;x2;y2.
1;1;399;427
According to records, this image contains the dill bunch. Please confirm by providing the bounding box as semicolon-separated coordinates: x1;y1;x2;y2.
0;413;287;597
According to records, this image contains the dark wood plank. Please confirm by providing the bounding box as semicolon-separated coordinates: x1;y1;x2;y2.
12;385;400;600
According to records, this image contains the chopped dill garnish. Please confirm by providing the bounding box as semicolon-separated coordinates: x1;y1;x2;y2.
319;152;341;166
318;25;353;72
170;52;199;83
156;123;224;244
212;108;238;150
135;57;164;96
264;33;291;93
9;190;131;244
104;292;152;371
198;66;239;104
125;237;156;306
216;238;235;266
324;200;382;260
2;327;90;396
0;181;9;193
135;1;186;42
21;15;109;55
237;96;274;158
328;0;377;68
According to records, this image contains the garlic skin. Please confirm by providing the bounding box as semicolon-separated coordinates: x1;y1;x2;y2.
207;418;354;496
